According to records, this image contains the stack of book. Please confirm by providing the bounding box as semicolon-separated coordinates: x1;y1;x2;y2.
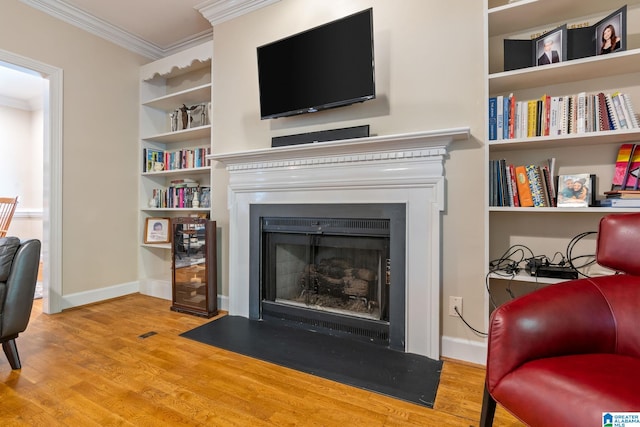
489;158;556;207
600;190;640;208
488;91;638;141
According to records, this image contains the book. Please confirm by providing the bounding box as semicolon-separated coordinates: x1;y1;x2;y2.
504;95;511;140
576;92;586;134
535;99;543;137
613;92;634;130
514;165;534;207
541;164;557;207
605;93;621;130
508;93;516;139
525;164;547;207
549;96;560;136
496;95;504;141
597;93;611;131
621;93;639;128
488;97;497;140
611;92;629;129
508;165;520;207
599;198;640;208
527;100;537;138
541;94;551;136
560;95;569;135
604;190;640;199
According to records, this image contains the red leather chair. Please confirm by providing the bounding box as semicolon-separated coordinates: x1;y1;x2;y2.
481;213;640;427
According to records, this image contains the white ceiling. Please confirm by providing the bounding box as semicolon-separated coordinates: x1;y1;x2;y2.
2;0;278;106
21;0;215;59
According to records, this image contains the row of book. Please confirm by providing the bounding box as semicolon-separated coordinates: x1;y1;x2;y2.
488;91;639;141
149;186;211;209
489;159;557;207
143;147;211;173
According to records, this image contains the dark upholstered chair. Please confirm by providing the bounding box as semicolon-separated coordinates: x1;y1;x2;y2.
0;237;41;369
481;212;640;427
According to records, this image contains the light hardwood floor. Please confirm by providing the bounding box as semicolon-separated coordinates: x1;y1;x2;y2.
1;294;523;426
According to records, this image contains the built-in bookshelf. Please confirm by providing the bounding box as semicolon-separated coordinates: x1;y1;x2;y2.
139;40;213;300
485;0;640;312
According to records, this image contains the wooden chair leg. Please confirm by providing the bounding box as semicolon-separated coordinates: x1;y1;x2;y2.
480;383;496;427
2;339;22;370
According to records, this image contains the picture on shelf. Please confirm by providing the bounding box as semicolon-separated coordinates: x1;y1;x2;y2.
534;25;567;66
144;217;171;244
557;174;591;207
595;6;626;55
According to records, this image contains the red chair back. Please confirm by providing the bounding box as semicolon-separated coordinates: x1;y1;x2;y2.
597;213;640;276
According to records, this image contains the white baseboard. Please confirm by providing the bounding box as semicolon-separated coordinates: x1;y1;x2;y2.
61;281;139;310
441;335;487;366
218;294;229;311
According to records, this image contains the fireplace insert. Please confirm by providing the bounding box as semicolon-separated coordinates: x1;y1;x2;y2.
260;216;392;343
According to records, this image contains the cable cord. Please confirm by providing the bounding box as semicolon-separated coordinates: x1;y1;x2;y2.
454;306;487;337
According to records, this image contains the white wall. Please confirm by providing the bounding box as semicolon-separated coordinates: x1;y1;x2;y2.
0;104;43;240
210;0;487;359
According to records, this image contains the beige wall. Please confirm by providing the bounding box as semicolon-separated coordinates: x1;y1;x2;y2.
1;1;148;295
211;0;487;349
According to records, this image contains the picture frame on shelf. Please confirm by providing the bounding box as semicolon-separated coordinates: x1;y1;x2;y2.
595;5;626;56
556;174;592;208
144;217;171;244
534;25;567;67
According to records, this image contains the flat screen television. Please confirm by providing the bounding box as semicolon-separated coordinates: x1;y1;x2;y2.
257;8;375;120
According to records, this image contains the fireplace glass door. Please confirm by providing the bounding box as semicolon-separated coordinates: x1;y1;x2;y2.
261;217;390;340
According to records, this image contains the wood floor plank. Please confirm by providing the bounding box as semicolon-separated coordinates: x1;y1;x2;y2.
0;294;524;426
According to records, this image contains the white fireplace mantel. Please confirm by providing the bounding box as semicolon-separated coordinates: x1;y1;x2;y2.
210;128;470;168
208;127;470;360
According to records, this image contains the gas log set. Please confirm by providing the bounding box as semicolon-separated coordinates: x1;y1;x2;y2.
296;257;379;315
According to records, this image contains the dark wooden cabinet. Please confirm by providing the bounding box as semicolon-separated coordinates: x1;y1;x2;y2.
171;218;218;318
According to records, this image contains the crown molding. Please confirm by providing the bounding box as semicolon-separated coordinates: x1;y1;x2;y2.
20;0;213;59
195;0;280;26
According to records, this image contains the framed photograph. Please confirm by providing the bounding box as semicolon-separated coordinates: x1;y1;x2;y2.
595;6;626;56
557;174;592;207
533;25;567;67
144;217;171;244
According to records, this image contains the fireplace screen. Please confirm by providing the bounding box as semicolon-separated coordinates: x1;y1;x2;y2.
261;217;390;333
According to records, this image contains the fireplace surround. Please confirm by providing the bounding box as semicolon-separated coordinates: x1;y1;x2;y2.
209;128;469;359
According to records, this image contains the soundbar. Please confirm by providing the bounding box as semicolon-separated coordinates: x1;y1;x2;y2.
271;125;370;147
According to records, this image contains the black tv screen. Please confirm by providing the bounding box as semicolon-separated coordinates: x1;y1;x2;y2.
257;8;375;120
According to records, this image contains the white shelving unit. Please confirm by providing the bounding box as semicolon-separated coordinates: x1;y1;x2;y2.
485;0;640;312
138;41;213;300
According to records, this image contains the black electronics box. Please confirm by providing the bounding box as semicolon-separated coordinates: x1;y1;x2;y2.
535;265;579;280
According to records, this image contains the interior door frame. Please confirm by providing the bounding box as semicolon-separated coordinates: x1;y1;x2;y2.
0;49;63;314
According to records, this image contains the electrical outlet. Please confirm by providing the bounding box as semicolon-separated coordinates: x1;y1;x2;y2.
449;296;463;317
